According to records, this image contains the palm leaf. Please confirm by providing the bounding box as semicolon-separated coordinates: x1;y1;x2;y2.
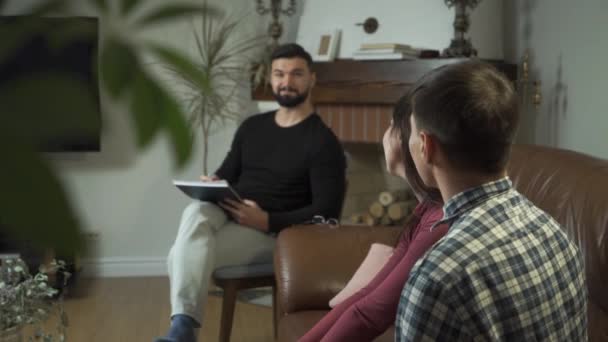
100;37;138;98
90;0;108;13
30;0;69;15
160;5;264;169
135;3;221;27
149;44;212;94
120;0;143;15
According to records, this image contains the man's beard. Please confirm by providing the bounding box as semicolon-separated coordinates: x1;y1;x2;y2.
272;87;310;108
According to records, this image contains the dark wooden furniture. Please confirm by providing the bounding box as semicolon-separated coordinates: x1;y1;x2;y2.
212;263;277;342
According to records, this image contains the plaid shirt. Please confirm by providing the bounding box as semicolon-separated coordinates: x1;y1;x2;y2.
396;178;587;341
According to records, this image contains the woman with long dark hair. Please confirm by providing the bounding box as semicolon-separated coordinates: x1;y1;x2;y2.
299;95;449;341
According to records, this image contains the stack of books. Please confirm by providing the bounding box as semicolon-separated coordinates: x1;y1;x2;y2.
352;43;439;61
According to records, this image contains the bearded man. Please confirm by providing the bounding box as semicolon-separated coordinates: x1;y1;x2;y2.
156;43;346;342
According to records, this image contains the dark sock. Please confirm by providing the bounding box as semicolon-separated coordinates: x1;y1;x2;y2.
155;314;199;342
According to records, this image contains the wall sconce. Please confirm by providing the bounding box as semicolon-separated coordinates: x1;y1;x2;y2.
256;0;297;49
443;0;481;57
519;50;542;111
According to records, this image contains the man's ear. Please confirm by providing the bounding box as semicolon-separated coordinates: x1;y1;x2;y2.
310;71;317;88
419;131;436;165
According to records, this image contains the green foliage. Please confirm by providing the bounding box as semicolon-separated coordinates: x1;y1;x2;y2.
29;0;69;16
100;38;138;98
131;69;166;147
135;3;221;27
90;0;108;13
129;66;192;165
0;0;222;256
0;258;70;340
0;72;100;255
120;0;143;15
0;134;84;257
150;44;212;94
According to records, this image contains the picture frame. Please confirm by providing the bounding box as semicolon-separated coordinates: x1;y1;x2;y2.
300;29;341;62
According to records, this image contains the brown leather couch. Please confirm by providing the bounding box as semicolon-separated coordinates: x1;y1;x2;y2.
274;144;608;341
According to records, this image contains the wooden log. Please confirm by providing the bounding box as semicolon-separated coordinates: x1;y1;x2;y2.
369;201;385;218
361;213;378;226
350;213;363;224
378;190;410;206
387;200;416;221
379;213;392;226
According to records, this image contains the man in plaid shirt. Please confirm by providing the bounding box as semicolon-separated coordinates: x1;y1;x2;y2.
396;61;587;341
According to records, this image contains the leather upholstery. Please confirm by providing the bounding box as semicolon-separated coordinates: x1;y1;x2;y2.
274;144;608;341
508;144;608;342
274;224;400;342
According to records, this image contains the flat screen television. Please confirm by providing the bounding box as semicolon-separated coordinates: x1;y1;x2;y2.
0;16;101;152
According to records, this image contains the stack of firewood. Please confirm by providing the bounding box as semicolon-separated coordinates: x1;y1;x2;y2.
350;189;417;226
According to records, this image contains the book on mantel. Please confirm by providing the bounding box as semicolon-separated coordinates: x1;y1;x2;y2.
353;51;440;59
352;52;418;60
354;43;440;60
359;43;412;50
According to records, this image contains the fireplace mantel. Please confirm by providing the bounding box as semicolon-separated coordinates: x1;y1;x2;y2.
252;58;517;142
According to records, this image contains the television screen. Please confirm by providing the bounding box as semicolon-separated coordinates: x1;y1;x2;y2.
0;16;101;152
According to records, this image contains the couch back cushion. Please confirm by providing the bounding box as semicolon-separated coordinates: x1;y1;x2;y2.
507;144;608;340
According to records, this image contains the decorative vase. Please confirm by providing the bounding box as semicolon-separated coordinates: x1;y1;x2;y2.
0;326;23;342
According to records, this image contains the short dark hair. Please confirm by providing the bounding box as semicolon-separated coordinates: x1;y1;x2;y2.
411;60;519;174
392;94;442;202
270;43;313;69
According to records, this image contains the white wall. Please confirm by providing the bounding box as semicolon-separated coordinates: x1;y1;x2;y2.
295;0;504;60
504;0;608;159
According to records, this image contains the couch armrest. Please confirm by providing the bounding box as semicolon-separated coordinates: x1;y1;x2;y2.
274;224;401;317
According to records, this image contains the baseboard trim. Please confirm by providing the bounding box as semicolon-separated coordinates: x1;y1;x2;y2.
81;257;167;278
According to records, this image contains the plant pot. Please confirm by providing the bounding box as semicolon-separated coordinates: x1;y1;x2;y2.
0;326;22;342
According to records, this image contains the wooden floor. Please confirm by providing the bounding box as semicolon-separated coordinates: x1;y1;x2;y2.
25;277;274;342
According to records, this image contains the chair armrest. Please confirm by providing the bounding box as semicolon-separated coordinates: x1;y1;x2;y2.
274;224;401;317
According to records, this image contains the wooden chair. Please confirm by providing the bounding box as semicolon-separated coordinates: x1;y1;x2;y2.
212;263;277;342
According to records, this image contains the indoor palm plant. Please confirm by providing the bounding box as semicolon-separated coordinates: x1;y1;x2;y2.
161;1;266;174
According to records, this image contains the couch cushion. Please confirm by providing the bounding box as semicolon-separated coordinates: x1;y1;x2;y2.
278;310;394;342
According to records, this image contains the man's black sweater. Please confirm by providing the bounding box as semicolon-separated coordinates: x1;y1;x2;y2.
215;111;346;233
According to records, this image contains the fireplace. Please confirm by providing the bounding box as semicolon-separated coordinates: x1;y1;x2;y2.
317;104;393;143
